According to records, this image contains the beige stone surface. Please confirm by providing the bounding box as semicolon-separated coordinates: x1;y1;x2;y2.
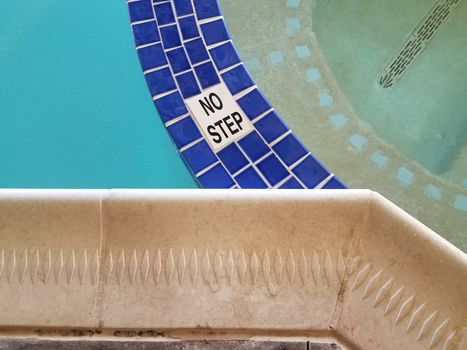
0;189;465;350
0;190;104;328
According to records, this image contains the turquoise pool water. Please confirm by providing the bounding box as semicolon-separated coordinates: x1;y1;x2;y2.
0;1;196;188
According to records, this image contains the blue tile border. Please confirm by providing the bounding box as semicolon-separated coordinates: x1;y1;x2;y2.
128;0;346;189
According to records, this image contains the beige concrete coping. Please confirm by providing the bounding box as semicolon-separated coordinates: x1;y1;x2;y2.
0;189;465;350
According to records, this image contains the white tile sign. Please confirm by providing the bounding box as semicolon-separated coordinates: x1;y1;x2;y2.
186;83;254;151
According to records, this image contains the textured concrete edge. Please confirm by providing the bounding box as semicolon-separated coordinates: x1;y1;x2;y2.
0;189;465;350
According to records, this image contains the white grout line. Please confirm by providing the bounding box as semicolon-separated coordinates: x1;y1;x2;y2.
289;152;311;169
235;143;272;188
195;161;220;177
183;36;200;44
250;108;274;124
144;63;170;75
232;163;251;178
151;88;178;101
233;85;257;99
315;173;335;189
164;45;184;53
178;137;204;153
178;13;194;20
269;130;292;147
158;22;178;29
197;15;224;25
130;18;156;25
164;112;191;127
136;41;161;50
206;39;231;50
218;62;243;75
253;151;273;166
273;175;293;189
192;58;212;68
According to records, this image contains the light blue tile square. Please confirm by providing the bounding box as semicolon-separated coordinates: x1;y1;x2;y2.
287;0;300;7
349;133;367;151
425;184;442;200
269;51;283;65
245;57;261;71
287;17;300;32
370;151;388;168
396;167;414;186
329;113;349;128
296;44;311;58
319;90;333;107
306;68;321;82
454;194;467;212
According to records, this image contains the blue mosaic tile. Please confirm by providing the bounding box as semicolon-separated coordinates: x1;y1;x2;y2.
174;0;194;16
221;64;254;95
235;167;268;189
198;163;235;188
137;43;167;71
217;143;248;174
238;131;269;162
179;16;199;40
185;38;210;64
322;176;346;189
254;111;289;143
154;91;188;122
166;47;191;74
201;19;230;45
132;21;159;46
176;71;201;98
160;24;181;49
145;67;176;96
181;140;218;173
128;0;153;22
209;42;241;70
273;133;308;166
194;0;221;19
154;2;175;25
237;89;272;120
194;61;220;89
292;155;330;188
167;116;202;148
279;177;304;189
127;0;347;190
256;154;288;186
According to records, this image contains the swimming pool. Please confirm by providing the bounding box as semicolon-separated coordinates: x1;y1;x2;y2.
0;1;196;189
219;0;467;249
0;1;465;250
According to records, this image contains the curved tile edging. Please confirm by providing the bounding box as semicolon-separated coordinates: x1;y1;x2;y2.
127;0;346;189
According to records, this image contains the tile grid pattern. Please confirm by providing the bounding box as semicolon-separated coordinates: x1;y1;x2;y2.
128;0;346;189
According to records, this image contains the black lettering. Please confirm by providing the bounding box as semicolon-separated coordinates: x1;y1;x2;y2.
223;115;239;135
207;125;222;143
231;111;243;131
214;120;228;138
199;97;215;116
209;93;223;110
